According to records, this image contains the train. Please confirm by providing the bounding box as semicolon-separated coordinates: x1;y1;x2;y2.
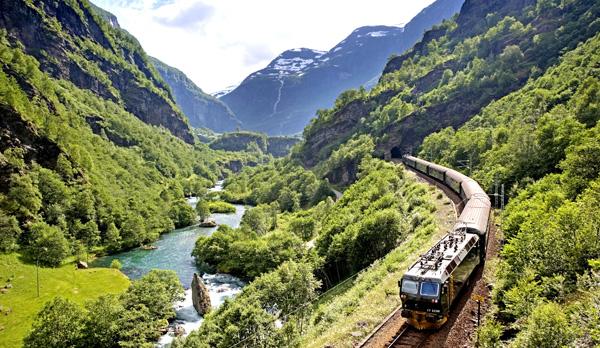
399;155;491;330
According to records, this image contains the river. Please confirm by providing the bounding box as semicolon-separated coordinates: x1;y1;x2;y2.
93;181;246;346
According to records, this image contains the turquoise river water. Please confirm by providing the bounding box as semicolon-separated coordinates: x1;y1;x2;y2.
92;182;246;346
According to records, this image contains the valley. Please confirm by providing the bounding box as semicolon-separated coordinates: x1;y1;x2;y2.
1;0;599;347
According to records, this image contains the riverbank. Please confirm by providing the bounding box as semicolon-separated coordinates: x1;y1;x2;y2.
93;185;248;346
0;253;129;348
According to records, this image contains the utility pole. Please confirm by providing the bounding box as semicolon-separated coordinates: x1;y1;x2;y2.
494;181;498;208
36;256;39;298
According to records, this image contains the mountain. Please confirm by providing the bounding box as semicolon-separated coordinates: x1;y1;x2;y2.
297;0;600;170
150;57;241;132
0;0;194;143
0;0;266;266
220;0;465;135
212;85;237;98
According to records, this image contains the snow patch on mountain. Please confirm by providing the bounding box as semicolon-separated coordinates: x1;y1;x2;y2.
212;85;237;98
367;31;389;37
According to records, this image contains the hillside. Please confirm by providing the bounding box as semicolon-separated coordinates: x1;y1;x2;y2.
0;0;257;263
208;132;300;157
0;0;194;143
150;57;242;132
298;0;600;169
220;0;464;135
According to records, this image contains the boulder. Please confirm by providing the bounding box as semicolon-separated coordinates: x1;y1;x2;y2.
199;218;217;227
77;261;88;269
191;273;211;316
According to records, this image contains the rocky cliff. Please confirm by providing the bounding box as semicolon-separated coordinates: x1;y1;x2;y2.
0;0;194;143
220;0;464;135
151;57;241;133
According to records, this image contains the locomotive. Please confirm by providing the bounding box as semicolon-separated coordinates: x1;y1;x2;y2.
399;155;491;330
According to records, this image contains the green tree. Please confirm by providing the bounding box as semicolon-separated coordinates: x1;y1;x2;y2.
195;200;211;221
277;187;300;212
24;297;84;348
81;295;124;348
0;209;21;252
169;199;196;228
105;222;122;252
289;216;316;241
121;270;184;321
28;222;70;267
117;304;159;348
5;173;42;220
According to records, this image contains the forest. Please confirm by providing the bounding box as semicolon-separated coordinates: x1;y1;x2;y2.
2;0;600;347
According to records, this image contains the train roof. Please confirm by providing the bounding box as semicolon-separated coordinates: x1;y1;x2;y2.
455;195;491;235
403;229;479;283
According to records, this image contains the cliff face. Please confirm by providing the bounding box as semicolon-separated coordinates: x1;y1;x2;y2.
0;0;194;143
298;0;600;169
220;0;464;135
151;57;241;133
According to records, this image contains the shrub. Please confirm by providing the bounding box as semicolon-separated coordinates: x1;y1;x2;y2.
110;259;122;270
207;201;236;214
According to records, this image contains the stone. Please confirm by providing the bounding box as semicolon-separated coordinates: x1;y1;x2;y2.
77;261;88;269
199;218;217;227
174;325;186;336
191;273;211;316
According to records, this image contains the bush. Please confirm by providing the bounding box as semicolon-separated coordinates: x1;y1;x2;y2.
477;319;503;348
510;302;574;348
207;201;236;214
110;259;122;270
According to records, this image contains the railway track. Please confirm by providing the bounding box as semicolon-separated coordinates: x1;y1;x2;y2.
359;160;489;348
386;325;430;348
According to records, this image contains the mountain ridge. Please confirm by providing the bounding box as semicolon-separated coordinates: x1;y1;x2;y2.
220;0;465;135
150;57;242;132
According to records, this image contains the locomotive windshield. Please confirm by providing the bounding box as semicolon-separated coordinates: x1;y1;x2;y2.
401;279;419;295
420;282;440;297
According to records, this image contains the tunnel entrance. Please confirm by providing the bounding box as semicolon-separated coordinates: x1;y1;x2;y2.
390;146;403;159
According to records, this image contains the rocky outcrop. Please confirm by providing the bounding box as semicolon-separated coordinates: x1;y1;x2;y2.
266;136;301;157
209;132;300;157
191;273;211;316
0;0;194;144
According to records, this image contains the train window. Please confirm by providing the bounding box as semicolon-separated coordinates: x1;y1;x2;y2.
401;280;419;295
420;282;440;297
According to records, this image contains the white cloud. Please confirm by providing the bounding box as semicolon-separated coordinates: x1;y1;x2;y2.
93;0;435;92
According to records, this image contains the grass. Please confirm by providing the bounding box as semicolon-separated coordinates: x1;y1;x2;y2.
301;172;456;347
0;253;130;348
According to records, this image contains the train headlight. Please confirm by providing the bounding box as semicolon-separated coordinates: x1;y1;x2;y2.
431;299;438;303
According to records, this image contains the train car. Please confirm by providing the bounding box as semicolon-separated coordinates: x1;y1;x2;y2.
399;155;491;330
399;229;481;329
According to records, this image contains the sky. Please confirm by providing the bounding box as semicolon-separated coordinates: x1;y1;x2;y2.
93;0;435;93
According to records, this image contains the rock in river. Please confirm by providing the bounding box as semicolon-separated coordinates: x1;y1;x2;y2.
199;218;217;227
191;273;211;316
